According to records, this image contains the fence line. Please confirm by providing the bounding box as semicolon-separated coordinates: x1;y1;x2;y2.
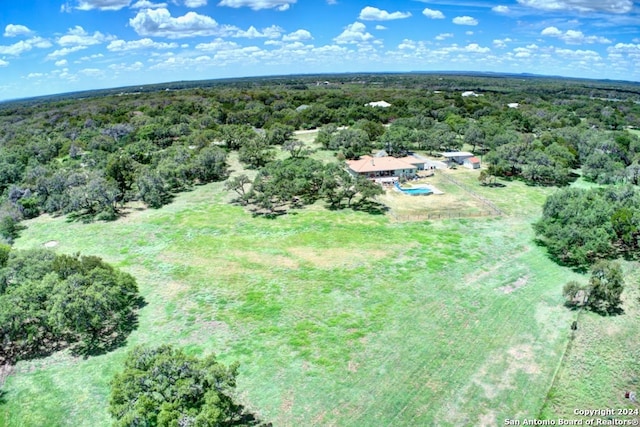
438;172;505;216
392;210;495;222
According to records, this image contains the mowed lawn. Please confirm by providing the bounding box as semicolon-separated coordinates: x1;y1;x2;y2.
2;179;581;426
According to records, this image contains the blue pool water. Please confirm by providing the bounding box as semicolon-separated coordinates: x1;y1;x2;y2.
394;182;433;195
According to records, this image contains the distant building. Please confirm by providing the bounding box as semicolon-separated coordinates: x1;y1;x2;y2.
507;103;519;108
366;100;392;108
441;151;475;165
461;91;479;97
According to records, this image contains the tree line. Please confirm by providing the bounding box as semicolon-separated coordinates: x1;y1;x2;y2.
534;185;640;269
1;74;639;239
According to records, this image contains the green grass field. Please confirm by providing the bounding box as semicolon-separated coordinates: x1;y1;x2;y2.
1;167;637;426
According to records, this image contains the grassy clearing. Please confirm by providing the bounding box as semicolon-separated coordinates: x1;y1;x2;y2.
539;261;640;422
440;168;557;218
0;175;583;426
377;172;491;220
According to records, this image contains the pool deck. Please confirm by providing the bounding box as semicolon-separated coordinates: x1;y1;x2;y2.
394;182;445;195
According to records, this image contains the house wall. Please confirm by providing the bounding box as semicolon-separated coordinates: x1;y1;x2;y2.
463;160;480;169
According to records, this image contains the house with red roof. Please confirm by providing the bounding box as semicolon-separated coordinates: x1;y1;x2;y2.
346;155;417;182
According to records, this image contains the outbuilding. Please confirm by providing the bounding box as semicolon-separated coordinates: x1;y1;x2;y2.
463;156;481;169
441;151;475;165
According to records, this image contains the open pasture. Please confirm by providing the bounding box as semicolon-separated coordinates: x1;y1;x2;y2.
1;178;582;426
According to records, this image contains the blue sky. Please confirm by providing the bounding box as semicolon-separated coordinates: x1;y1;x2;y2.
1;0;639;100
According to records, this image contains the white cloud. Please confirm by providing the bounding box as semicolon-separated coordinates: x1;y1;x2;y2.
28;72;45;78
107;38;179;51
195;38;241;51
513;47;532;57
517;0;633;14
282;29;312;42
375;25;387;30
130;8;235;38
541;26;611;44
554;47;602;61
185;0;207;6
334;22;374;45
453;16;478;26
4;24;34;38
233;26;262;38
109;61;144;71
217;0;296;11
464;43;490;53
76;0;131;11
0;59;8;67
78;53;104;62
541;26;562;37
79;68;103;77
55;59;68;66
492;5;510;13
130;0;167;7
422;8;445;19
466;31;474;35
607;43;640;53
435;33;454;41
233;25;283;39
46;45;88;59
58;26;110;46
493;38;512;48
0;37;52;56
358;6;411;21
398;39;418;50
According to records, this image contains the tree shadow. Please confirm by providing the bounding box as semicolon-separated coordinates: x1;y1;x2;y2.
0;389;7;405
65;208;120;223
591;305;625;317
531;238;590;273
352;199;389;215
251;208;288;219
228;406;273;427
72;296;146;358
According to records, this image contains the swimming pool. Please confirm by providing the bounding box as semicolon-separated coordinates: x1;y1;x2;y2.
394;182;433;195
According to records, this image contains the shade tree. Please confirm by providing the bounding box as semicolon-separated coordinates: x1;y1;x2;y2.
0;249;141;363
109;345;268;427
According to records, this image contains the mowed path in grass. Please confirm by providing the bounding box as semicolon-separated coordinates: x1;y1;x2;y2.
2;179;579;426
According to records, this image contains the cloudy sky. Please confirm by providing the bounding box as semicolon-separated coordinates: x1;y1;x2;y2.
1;0;639;100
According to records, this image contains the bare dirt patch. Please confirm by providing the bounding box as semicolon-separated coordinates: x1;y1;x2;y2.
278;390;295;425
507;344;540;374
442;342;541;424
347;360;360;373
228;250;299;269
200;320;230;333
287;247;389;269
159;281;190;299
43;240;59;248
0;364;13;386
499;276;529;294
478;411;498;427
